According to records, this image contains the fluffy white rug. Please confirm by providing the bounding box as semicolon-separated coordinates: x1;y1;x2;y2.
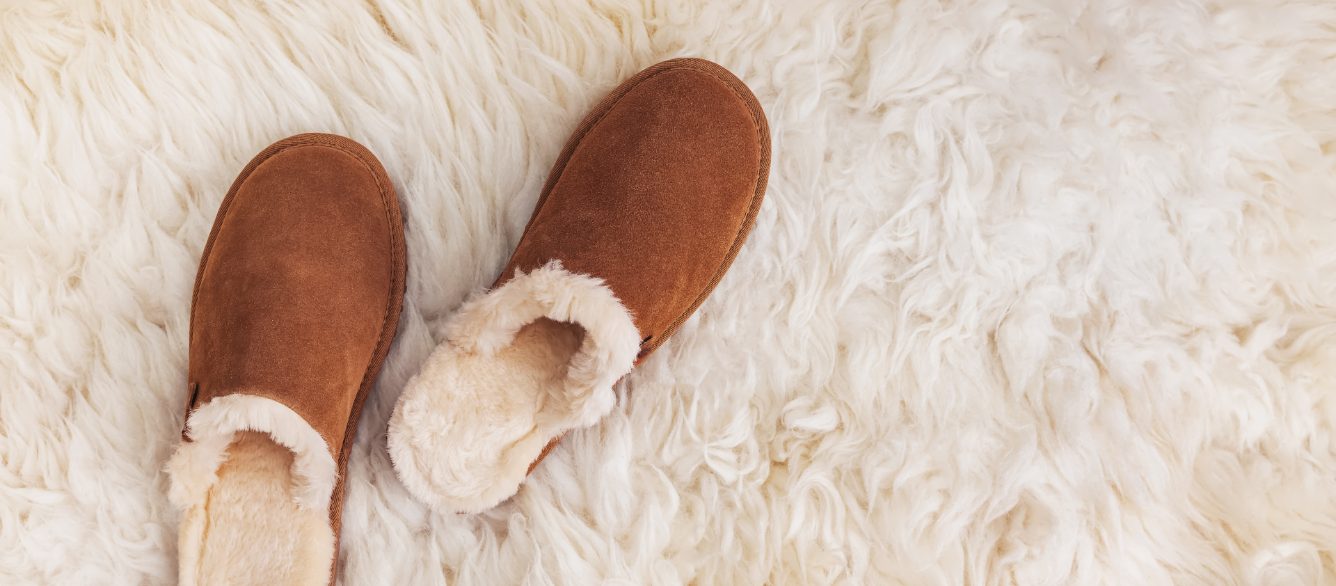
3;1;1335;583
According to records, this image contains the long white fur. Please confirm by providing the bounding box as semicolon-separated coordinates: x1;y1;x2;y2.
388;262;640;512
4;1;1336;583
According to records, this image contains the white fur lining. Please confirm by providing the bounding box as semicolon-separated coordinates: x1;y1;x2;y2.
167;394;337;510
177;432;335;586
389;261;640;512
445;261;641;428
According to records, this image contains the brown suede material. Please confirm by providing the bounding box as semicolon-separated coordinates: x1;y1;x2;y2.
498;58;770;353
184;133;405;577
500;58;770;471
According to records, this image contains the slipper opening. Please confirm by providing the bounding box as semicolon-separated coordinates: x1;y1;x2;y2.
388;262;640;513
168;395;338;585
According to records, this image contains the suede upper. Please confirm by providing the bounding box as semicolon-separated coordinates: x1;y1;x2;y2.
185;134;406;536
498;58;771;357
491;58;769;473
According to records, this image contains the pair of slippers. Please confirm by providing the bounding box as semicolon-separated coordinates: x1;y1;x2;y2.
166;58;770;585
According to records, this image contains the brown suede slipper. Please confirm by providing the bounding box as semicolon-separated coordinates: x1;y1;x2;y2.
388;58;770;513
166;134;406;585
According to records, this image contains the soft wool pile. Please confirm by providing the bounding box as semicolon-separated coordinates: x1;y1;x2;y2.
3;1;1335;583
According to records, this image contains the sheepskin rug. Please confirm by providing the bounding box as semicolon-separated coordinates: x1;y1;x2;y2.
3;1;1335;583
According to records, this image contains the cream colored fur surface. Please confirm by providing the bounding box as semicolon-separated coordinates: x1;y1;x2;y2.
169;394;337;511
180;432;334;586
3;1;1335;584
390;318;589;514
390;262;640;514
170;395;338;585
